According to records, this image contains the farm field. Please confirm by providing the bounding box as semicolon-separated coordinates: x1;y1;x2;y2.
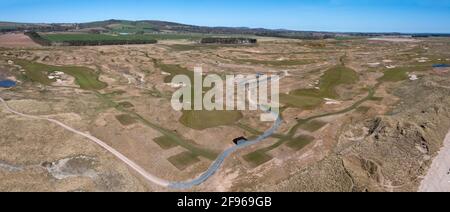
41;33;204;42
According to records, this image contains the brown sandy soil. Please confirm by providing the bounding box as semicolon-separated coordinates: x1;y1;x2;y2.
419;129;450;192
0;33;40;48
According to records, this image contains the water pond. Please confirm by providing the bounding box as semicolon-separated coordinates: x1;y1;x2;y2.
0;80;16;88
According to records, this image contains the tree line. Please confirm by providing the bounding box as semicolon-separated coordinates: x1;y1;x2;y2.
24;31;52;46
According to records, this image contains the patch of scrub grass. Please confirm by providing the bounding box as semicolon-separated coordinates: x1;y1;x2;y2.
104;90;126;98
153;136;179;150
168;151;201;171
405;64;432;72
115;114;137;126
154;61;194;83
369;96;384;101
168;44;222;51
180;110;243;130
234;59;314;67
168;43;251;52
378;68;408;82
118;101;134;109
356;106;371;114
285;135;315;151
15;59;107;90
243;151;273;167
300;120;327;132
282;65;358;109
144;86;166;98
280;93;323;109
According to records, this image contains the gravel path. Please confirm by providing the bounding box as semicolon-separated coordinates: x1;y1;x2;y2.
0;96;171;188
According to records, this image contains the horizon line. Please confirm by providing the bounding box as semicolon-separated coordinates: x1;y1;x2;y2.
2;18;450;35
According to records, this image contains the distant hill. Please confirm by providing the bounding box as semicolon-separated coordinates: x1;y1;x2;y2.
1;19;449;39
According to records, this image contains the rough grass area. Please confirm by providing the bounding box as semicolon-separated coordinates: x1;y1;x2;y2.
379;66;429;82
180;110;243;130
153;136;179;150
300;120;327;132
115;114;137;126
379;68;408;82
117;101;134;109
168;151;201;171
243;151;273;167
235;59;315;67
285;135;315;151
167;44;222;51
15;59;107;90
369;96;384;101
281;65;358;109
356;106;371;113
154;62;194;83
280;94;323;109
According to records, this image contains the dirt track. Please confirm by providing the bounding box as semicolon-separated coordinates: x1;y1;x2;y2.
0;96;171;188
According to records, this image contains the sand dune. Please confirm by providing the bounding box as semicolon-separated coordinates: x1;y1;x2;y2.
419;130;450;192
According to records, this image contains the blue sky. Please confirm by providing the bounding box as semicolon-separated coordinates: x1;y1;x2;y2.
1;0;450;33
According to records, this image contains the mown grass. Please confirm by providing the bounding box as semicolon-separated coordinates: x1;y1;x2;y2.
292;65;359;99
115;114;137;126
155;61;243;130
281;65;359;109
15;59;107;90
168;151;201;171
180;110;243;130
154;136;179;150
378;68;409;82
280;94;324;110
300;120;327;132
285;135;315;151
243;151;273;167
